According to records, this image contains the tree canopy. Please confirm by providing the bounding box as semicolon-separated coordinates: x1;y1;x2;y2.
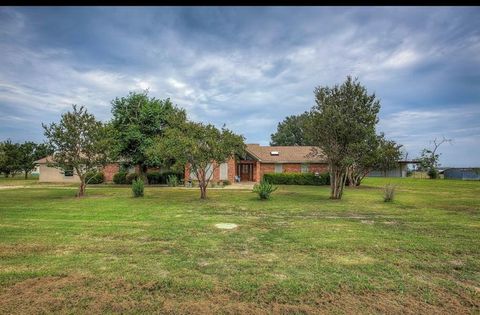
270;112;312;146
43;105;111;197
346;133;403;186
376;136;404;177
147;121;245;199
0;140;21;177
110;91;186;176
307;76;380;199
17;142;54;179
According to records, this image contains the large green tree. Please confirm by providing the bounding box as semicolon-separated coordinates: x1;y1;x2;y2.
147;121;245;199
43;105;111;197
307;76;380;199
110;91;186;178
270;112;312;146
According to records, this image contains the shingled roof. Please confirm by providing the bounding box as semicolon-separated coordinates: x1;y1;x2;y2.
34;155;54;164
245;144;327;163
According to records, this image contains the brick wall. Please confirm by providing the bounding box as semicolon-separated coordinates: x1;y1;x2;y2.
259;163;275;180
103;163;120;182
282;163;301;173
212;161;220;182
254;161;261;182
227;158;236;183
309;163;328;173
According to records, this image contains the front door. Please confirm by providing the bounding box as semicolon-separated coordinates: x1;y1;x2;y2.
239;163;253;181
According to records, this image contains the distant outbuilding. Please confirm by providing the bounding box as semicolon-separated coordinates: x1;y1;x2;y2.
443;168;480;180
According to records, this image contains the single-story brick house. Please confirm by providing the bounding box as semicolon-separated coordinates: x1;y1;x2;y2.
185;144;417;183
185;144;329;183
35;144;415;183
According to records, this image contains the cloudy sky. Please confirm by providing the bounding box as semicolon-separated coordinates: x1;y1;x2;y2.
1;7;479;166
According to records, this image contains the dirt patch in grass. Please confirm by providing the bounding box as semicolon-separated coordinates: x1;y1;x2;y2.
0;275;478;314
0;243;53;258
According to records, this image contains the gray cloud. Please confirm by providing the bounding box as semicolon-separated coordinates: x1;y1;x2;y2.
0;7;479;166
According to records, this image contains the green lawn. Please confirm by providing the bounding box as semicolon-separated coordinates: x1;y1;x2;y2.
0;174;40;186
0;178;478;314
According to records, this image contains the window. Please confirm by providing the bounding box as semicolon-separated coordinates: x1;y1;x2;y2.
301;163;309;173
63;166;74;177
219;163;228;180
275;164;283;173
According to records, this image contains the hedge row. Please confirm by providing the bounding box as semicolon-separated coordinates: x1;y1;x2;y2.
146;172;183;185
112;171;184;185
263;172;330;185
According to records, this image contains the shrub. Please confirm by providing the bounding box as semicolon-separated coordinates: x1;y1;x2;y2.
85;171;104;184
126;173;140;184
132;178;144;197
113;171;128;184
162;171;183;184
146;172;162;185
263;172;330;185
384;184;396;202
253;180;278;200
427;168;439;179
222;180;231;186
166;175;179;187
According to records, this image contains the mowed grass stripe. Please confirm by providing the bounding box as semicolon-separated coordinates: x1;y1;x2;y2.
0;177;478;313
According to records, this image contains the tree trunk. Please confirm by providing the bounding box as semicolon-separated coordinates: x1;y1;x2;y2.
200;183;207;199
349;175;359;187
24;171;28;179
330;165;346;199
347;166;359;187
138;163;148;182
76;179;86;197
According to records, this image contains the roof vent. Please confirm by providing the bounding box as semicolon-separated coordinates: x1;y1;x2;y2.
270;151;279;156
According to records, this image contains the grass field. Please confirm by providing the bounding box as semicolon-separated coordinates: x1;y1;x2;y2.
0;177;478;314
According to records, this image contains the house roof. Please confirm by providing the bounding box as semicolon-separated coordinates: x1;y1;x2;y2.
34;155;53;164
245;144;327;163
34;155;126;164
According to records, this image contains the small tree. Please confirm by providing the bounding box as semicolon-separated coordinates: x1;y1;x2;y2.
346;133;381;187
0;140;21;178
0;144;5;177
307;76;380;199
147;121;245;199
42;105;111;197
17;142;37;179
376;137;403;177
17;142;54;179
419;137;452;179
347;134;403;186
